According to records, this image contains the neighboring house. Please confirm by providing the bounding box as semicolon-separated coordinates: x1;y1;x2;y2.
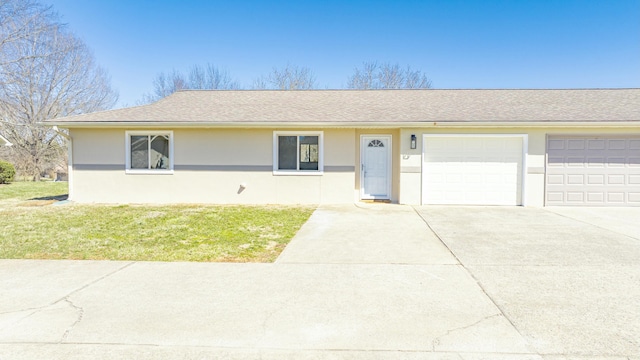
0;134;11;147
45;89;640;207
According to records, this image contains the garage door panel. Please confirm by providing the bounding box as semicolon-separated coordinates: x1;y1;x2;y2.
587;140;605;150
567;174;584;184
423;136;523;205
566;192;585;202
546;136;640;206
608;193;626;203
547;174;564;184
587;192;604;202
607;174;624;185
608;140;626;150
547;192;563;202
568;140;585;150
587;174;604;185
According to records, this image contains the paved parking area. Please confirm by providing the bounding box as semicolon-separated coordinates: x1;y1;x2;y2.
1;204;639;359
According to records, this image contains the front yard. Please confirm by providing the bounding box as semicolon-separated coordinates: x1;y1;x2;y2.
0;182;314;262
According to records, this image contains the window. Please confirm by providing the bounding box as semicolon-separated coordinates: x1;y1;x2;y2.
273;131;323;174
125;131;173;174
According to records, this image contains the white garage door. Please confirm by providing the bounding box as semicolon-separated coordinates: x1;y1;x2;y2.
546;136;640;206
422;135;525;205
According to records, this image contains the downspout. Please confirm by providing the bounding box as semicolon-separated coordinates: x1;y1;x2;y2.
52;126;73;201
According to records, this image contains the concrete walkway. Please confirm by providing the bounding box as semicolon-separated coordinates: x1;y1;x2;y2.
1;204;639;359
277;203;457;264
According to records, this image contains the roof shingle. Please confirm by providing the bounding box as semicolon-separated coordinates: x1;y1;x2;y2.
46;89;640;125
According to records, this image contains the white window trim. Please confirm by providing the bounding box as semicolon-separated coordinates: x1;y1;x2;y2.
125;130;174;175
273;131;324;175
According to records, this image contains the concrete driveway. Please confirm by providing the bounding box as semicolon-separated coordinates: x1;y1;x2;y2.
1;204;639;359
415;206;640;357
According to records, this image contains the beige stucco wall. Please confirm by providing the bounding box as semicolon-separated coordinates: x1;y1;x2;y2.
69;126;638;206
70;128;356;204
398;126;640;207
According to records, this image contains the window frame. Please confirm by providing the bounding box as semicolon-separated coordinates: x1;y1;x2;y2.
125;130;174;175
272;131;324;175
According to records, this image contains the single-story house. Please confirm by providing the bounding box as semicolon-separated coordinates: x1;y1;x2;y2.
46;89;640;207
0;134;11;147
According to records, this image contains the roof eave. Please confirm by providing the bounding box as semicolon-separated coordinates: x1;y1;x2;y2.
43;120;640;128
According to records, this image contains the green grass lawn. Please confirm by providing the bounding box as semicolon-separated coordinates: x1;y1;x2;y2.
0;182;314;262
0;181;68;201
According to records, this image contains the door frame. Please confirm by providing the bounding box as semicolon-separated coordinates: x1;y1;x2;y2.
360;134;392;200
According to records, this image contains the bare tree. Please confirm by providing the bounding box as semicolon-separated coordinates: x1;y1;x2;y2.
347;62;378;90
347;62;432;89
0;0;57;70
141;63;239;103
0;0;118;180
253;64;316;90
188;63;239;90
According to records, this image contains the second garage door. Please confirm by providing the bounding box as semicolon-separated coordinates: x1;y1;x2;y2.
546;136;640;206
422;135;525;205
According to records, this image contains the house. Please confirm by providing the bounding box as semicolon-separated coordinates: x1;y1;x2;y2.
45;89;640;207
0;134;11;147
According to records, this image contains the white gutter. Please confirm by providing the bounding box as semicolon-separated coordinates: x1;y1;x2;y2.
52;126;73;201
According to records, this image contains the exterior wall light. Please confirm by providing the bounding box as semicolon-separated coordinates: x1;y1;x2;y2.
410;134;417;149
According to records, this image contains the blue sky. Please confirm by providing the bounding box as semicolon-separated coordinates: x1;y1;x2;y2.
47;0;640;108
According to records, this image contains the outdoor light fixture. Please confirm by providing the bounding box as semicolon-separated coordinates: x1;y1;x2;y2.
410;134;417;149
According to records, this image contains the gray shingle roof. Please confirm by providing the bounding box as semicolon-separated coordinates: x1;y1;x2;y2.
46;89;640;125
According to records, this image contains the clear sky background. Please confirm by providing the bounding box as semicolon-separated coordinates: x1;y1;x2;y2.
46;0;640;108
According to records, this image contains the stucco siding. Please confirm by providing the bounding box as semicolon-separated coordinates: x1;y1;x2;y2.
69;126;639;206
70;128;355;204
72;128;124;165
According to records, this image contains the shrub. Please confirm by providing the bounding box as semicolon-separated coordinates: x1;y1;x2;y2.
0;160;16;184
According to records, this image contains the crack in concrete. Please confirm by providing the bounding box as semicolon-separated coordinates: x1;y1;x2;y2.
60;298;84;342
0;262;135;339
52;262;136;304
431;313;502;351
2;262;135;316
0;306;48;316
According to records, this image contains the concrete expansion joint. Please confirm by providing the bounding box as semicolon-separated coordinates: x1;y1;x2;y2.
411;206;539;354
410;206;462;266
544;208;640;242
431;313;503;351
60;298;84;342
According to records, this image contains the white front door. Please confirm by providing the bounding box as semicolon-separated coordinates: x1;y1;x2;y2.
361;135;391;199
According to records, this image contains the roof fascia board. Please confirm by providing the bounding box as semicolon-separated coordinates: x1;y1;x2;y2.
43;121;640;129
